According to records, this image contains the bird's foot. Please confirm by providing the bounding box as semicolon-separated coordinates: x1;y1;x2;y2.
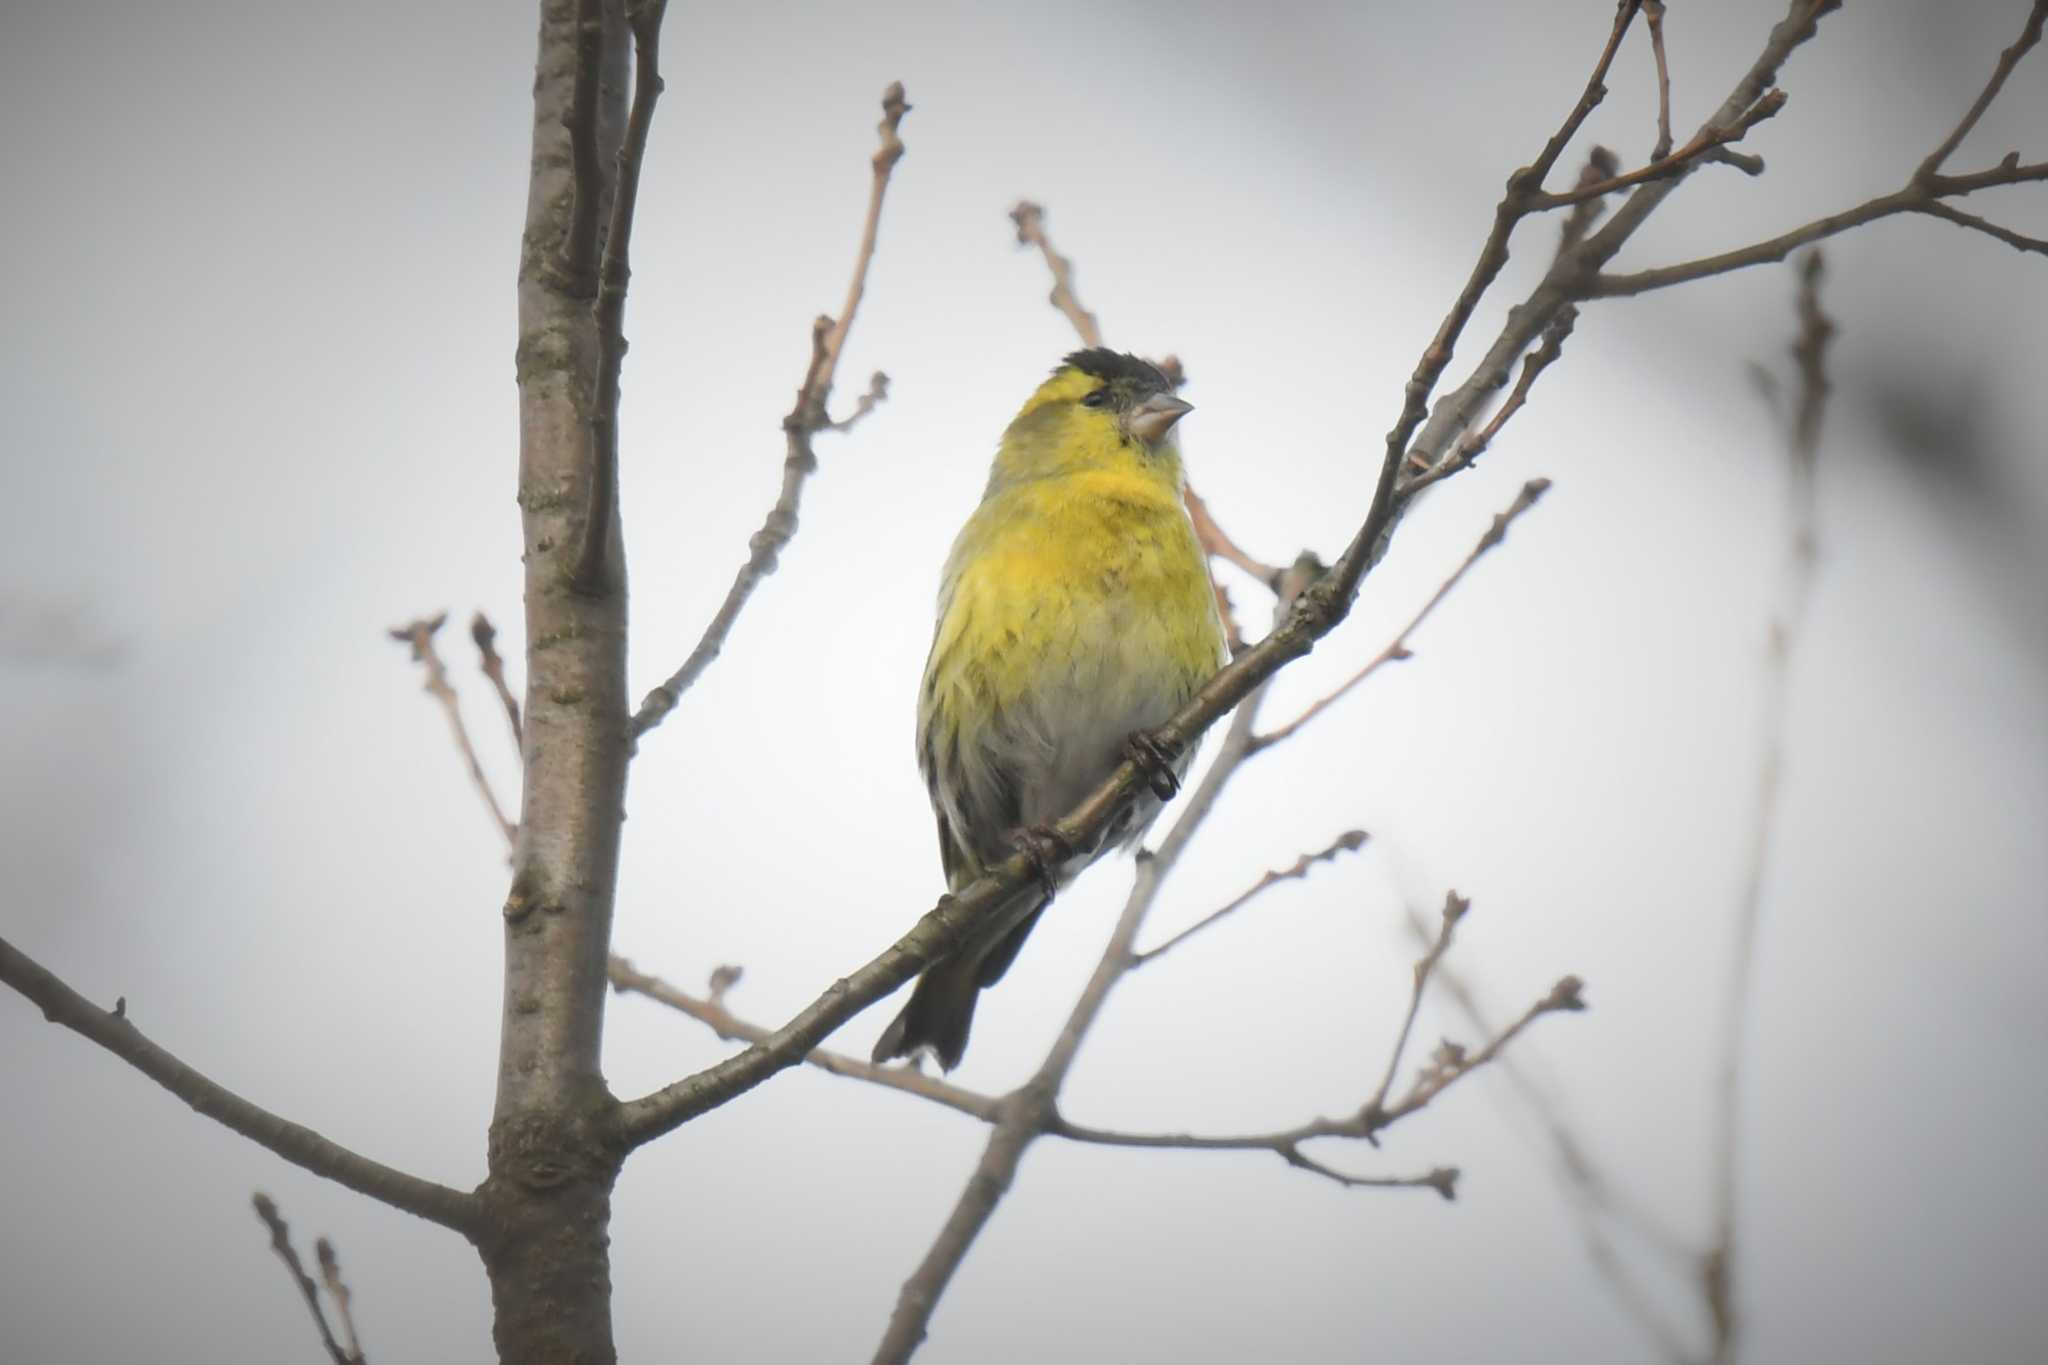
1124;728;1182;800
1011;824;1074;901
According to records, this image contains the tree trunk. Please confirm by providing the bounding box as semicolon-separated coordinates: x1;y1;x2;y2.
481;1;632;1360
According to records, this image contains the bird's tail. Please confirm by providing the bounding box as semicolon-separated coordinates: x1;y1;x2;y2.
872;887;1049;1072
871;952;981;1072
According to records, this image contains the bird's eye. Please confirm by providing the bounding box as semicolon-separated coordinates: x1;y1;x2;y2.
1080;389;1109;408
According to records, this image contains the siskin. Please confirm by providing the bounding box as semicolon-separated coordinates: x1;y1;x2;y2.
873;349;1228;1070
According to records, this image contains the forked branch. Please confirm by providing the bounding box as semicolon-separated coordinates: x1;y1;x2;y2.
631;83;909;742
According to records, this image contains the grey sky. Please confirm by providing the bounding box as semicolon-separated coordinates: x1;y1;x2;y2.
3;2;2045;1362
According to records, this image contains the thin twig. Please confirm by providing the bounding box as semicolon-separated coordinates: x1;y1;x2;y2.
1394;0;1842;512
1912;199;2048;257
0;938;478;1232
1254;479;1551;751
1557;147;1623;257
1593;159;2048;296
388;614;516;845
1378;0;1642;491
573;0;671;596
827;370;893;432
252;1194;356;1365
315;1237;367;1365
607;955;1000;1122
1707;250;1833;1365
1009;200;1101;345
1597;0;2047;298
1528;88;1784;211
1044;960;1585;1188
1645;1;1674;161
469;613;522;748
630;82;909;742
1129;829;1369;967
1913;0;2046;181
1417;317;1577;491
1412;910;1698;1362
1365;890;1467;1126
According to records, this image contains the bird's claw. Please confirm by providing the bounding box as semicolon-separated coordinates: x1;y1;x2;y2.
1124;729;1182;800
1012;825;1073;901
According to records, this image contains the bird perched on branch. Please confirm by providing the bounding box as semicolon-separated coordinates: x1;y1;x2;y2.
872;349;1227;1070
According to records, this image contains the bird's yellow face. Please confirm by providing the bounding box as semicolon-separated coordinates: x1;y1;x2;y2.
987;349;1193;493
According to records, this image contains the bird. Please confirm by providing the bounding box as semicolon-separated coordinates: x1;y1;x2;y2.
872;348;1228;1070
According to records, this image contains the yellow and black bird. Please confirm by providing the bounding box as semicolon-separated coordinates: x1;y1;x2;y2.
873;349;1227;1070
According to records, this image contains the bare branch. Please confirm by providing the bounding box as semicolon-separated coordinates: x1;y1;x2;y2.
630;83;910;742
252;1193;358;1365
1645;0;1674;160
469;612;523;748
1912;199;2048;258
1598;0;2047;298
1526;87;1785;211
388;614;516;846
1046;1116;1460;1200
1708;250;1834;1365
0;937;478;1233
1557;147;1623;258
1044;933;1583;1197
1254;479;1551;751
1130;829;1369;967
1009;200;1101;345
1365;889;1469;1127
1592;156;2048;296
1377;0;1642;491
1412;911;1698;1361
607;955;1000;1122
827;370;893;432
315;1236;367;1365
1914;0;2046;180
572;0;671;596
1393;0;1843;510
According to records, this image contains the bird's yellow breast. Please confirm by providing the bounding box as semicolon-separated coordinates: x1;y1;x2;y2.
925;467;1224;720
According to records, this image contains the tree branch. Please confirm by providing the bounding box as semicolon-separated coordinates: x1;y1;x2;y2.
1042;948;1586;1197
629;82;909;742
470;612;523;749
389;613;517;846
1128;828;1368;967
1914;0;2045;180
253;1193;364;1365
1525;88;1785;211
1008;199;1101;345
1644;0;1674;161
606;955;1001;1122
1254;479;1551;751
572;0;670;596
1706;250;1833;1365
316;1235;368;1365
0;937;477;1233
1393;0;1841;512
1596;0;2047;298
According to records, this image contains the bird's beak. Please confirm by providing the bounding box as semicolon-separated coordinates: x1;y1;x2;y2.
1126;393;1194;443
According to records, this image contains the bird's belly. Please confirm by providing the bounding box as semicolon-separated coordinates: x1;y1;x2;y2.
1005;601;1198;829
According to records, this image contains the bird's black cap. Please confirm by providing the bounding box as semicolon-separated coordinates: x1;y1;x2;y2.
1062;348;1170;391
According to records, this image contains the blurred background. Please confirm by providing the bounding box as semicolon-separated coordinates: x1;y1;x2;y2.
4;2;2044;1361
